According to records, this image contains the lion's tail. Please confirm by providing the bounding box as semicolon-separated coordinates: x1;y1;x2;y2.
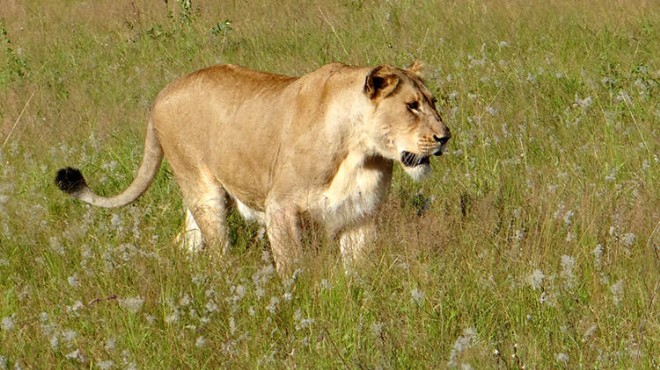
55;117;163;208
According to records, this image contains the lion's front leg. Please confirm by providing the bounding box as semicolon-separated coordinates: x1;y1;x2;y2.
339;221;376;269
265;205;303;275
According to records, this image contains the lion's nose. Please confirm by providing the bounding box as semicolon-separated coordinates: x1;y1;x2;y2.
433;135;450;145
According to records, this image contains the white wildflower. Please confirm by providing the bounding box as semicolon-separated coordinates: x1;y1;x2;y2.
528;269;544;290
539;291;556;306
485;106;498;116
229;316;236;335
319;279;332;290
205;288;216;299
104;337;116;351
67;300;84;314
593;244;603;267
553;203;565;219
526;73;537;83
611;279;624;307
634;78;648;92
65;349;81;361
563;210;574;227
252;264;275;287
615;90;631;104
293;308;315;330
266;297;280;314
261;250;272;264
222;339;237;356
179;294;191;307
110;214;123;230
49;237;65;255
50;335;59;350
61;329;77;343
621;233;636;248
609;226;617;238
605;171;616;182
555;352;569;364
447;328;477;368
67;275;79;288
235;285;246;300
1;316;15;331
582;324;597;342
119;296;144;314
98;360;114;370
371;322;383;337
205;300;218;313
574;95;592;109
560;255;576;289
565;231;575;242
101;160;118;172
165;311;179;325
411;288;426;305
191;273;206;286
601;76;615;87
514;229;525;242
195;336;206;348
255;287;265;299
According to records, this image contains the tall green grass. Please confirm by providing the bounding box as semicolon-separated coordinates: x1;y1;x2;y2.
1;0;658;368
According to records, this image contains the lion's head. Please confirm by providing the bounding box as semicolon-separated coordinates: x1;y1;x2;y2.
363;62;451;181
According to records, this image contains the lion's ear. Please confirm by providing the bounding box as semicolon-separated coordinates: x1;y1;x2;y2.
364;66;400;101
407;60;424;77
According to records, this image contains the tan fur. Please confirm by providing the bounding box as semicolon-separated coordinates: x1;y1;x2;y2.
57;62;451;274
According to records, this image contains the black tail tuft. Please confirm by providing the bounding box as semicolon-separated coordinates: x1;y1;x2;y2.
55;167;87;194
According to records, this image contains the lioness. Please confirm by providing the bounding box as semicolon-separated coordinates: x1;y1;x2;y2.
55;62;450;273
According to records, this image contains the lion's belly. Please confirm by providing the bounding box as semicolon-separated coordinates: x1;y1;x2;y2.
233;196;266;225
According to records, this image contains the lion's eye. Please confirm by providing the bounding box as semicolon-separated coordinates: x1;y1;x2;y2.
406;101;420;112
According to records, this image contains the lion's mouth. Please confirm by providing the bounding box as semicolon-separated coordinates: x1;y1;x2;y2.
401;151;431;167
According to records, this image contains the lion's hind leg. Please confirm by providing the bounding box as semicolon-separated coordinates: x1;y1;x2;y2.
178;208;204;251
175;176;230;254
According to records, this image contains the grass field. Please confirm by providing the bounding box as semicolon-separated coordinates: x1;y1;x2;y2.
1;0;658;368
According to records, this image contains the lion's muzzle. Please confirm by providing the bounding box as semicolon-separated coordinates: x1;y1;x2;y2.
432;133;450;156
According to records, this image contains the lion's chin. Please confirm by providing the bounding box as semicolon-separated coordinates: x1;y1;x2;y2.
398;151;432;181
402;163;431;182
